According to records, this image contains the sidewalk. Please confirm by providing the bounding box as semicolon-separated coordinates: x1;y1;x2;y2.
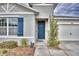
34;42;72;56
34;42;50;56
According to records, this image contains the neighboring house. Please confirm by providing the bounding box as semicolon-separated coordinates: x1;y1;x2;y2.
0;3;79;45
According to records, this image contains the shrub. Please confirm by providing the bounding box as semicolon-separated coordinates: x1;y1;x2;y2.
47;17;60;47
2;49;7;54
20;38;28;47
0;41;18;49
47;39;60;47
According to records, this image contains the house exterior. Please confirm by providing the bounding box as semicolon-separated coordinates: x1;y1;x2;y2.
0;3;39;45
0;3;79;45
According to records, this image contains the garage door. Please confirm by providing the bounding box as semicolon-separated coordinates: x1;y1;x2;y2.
58;24;79;41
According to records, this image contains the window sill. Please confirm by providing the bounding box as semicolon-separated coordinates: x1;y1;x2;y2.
0;36;34;38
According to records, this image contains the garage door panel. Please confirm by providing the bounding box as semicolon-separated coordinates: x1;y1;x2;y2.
59;24;79;40
72;27;79;39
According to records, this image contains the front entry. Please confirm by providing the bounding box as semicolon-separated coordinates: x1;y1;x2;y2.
38;21;45;41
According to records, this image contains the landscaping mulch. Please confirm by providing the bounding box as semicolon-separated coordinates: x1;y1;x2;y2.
6;46;35;56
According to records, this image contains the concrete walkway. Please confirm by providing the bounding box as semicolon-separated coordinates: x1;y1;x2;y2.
34;42;50;56
34;41;79;56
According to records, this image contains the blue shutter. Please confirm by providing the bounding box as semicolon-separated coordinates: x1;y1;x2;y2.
18;18;23;36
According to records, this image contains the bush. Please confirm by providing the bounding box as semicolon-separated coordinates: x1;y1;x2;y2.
1;49;7;54
20;39;28;47
0;49;8;55
0;41;18;49
47;39;60;47
47;17;60;47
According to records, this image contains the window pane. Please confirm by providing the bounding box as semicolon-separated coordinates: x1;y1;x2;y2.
9;18;18;35
0;18;7;35
9;28;17;35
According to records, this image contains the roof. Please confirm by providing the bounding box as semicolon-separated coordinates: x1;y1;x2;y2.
17;3;39;13
54;3;79;17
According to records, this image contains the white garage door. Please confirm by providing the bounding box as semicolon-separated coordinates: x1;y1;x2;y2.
58;24;79;41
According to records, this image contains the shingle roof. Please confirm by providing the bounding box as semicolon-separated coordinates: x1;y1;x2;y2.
54;3;79;17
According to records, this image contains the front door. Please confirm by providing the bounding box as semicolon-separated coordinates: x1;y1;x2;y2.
38;21;45;41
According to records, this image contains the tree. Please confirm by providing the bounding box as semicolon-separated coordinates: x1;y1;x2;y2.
47;17;60;47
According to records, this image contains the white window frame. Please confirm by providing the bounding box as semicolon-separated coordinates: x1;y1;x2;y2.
0;17;18;37
8;17;18;36
7;18;9;36
0;18;7;36
0;14;34;39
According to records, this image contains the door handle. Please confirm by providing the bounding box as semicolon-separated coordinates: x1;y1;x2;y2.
69;32;72;35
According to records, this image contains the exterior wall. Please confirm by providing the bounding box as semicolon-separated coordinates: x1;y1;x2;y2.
11;4;33;12
23;14;34;37
35;20;38;41
33;5;53;18
45;20;48;43
57;20;79;24
0;3;34;12
33;5;54;42
0;14;35;45
33;5;53;42
0;3;37;45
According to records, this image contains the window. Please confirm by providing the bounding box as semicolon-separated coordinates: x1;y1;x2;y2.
0;17;18;36
9;18;18;35
0;18;7;35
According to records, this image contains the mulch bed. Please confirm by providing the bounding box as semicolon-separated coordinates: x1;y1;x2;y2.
6;46;35;56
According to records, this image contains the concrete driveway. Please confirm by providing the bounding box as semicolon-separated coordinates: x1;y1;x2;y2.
34;41;79;56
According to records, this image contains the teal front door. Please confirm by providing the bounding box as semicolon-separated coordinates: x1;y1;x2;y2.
38;21;45;40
